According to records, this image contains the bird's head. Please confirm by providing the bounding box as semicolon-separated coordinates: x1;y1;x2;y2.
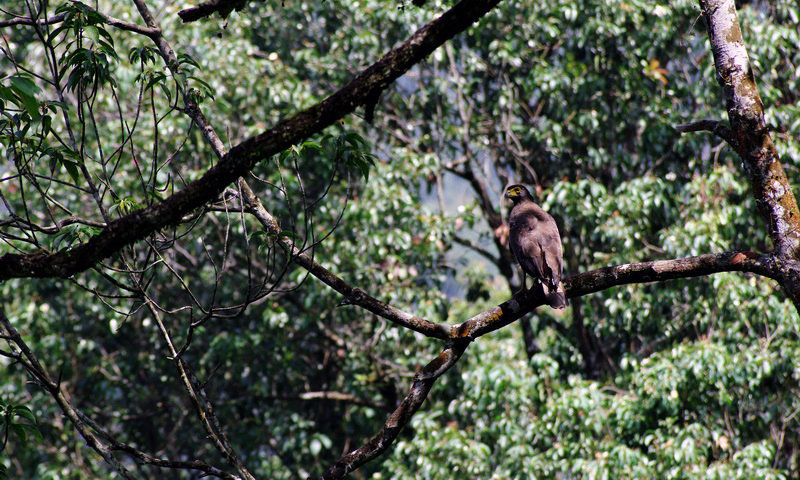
504;184;533;203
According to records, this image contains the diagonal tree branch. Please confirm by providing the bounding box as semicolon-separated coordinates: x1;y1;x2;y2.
238;180;451;339
318;340;470;480
0;0;504;281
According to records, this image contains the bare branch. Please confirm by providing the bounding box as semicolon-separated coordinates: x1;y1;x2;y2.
263;391;387;410
134;288;256;480
452;234;501;265
0;9;159;37
445;163;517;280
0;13;65;28
674;119;735;146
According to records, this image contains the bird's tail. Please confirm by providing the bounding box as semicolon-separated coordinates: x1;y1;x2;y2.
545;282;567;309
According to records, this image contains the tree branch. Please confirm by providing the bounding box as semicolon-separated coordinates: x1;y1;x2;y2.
278;391;386;410
445;164;517;281
0;0;504;281
0;10;159;37
0;13;65;28
178;0;248;23
452;234;501;265
452;251;779;339
674;119;735;146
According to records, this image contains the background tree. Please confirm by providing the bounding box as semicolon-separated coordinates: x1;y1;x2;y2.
1;0;799;479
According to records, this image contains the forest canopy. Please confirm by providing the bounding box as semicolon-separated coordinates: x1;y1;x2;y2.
1;0;799;479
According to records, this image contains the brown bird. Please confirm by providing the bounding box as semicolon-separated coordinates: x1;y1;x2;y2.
505;184;567;309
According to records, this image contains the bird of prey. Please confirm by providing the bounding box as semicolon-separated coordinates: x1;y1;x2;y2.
505;184;567;309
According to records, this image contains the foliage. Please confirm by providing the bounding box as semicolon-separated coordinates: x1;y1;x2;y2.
0;0;799;479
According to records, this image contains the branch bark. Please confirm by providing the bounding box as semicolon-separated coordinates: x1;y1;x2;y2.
178;0;247;23
0;9;159;37
674;119;734;145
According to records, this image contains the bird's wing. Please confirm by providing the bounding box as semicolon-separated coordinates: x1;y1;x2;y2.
509;230;529;271
516;230;546;280
538;228;563;288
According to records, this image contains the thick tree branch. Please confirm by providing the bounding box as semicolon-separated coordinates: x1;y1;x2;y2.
0;0;503;281
697;0;800;260
451;251;778;339
178;0;247;23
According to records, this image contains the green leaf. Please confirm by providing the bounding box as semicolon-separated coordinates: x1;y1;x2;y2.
11;405;36;423
84;25;99;43
63;160;81;183
16;93;40;119
0;85;15;103
9;76;41;97
301;140;324;152
177;53;200;70
41;114;52;136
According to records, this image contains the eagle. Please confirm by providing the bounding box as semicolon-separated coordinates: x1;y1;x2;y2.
505;184;567;309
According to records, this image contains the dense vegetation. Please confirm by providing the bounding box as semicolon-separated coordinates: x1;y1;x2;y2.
1;0;799;478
